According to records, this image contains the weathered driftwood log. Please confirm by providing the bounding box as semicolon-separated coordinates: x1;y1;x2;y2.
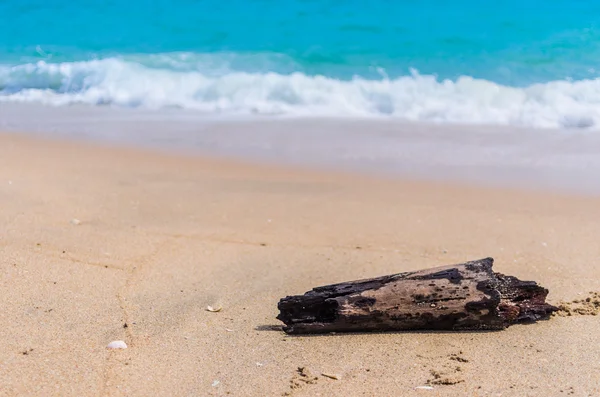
277;258;557;334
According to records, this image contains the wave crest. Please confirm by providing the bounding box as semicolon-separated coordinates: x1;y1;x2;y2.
2;57;600;129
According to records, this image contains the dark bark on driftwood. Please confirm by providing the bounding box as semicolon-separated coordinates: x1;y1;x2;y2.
277;258;557;334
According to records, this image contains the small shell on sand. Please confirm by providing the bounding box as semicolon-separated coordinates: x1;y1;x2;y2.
70;219;81;225
206;305;222;312
106;340;127;349
415;386;434;390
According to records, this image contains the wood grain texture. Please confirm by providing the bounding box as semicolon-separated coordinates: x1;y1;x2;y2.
277;258;557;334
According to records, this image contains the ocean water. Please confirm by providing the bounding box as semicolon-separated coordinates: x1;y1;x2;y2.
2;0;600;128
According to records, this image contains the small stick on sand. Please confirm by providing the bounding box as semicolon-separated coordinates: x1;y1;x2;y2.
277;258;557;334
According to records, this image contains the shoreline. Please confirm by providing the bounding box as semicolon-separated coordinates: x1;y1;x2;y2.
1;131;600;395
2;127;600;201
3;103;600;195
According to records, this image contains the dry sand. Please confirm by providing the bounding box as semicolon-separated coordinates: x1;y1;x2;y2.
1;132;599;396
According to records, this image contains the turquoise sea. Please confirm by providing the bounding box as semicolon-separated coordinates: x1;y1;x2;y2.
2;0;600;128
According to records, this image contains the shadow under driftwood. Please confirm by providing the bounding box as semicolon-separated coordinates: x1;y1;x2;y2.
275;258;557;335
255;324;507;338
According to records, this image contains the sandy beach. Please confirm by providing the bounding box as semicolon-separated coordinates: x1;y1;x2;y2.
1;131;600;396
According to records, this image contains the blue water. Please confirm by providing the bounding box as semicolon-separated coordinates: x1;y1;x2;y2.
2;0;600;128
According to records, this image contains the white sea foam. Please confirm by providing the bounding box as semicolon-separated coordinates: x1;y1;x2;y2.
2;58;600;129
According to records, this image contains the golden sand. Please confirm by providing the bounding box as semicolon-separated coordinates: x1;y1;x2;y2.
1;133;599;396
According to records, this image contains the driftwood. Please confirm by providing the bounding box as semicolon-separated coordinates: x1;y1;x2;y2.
277;258;557;334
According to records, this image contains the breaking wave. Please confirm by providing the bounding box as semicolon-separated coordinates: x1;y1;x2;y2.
2;56;600;129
